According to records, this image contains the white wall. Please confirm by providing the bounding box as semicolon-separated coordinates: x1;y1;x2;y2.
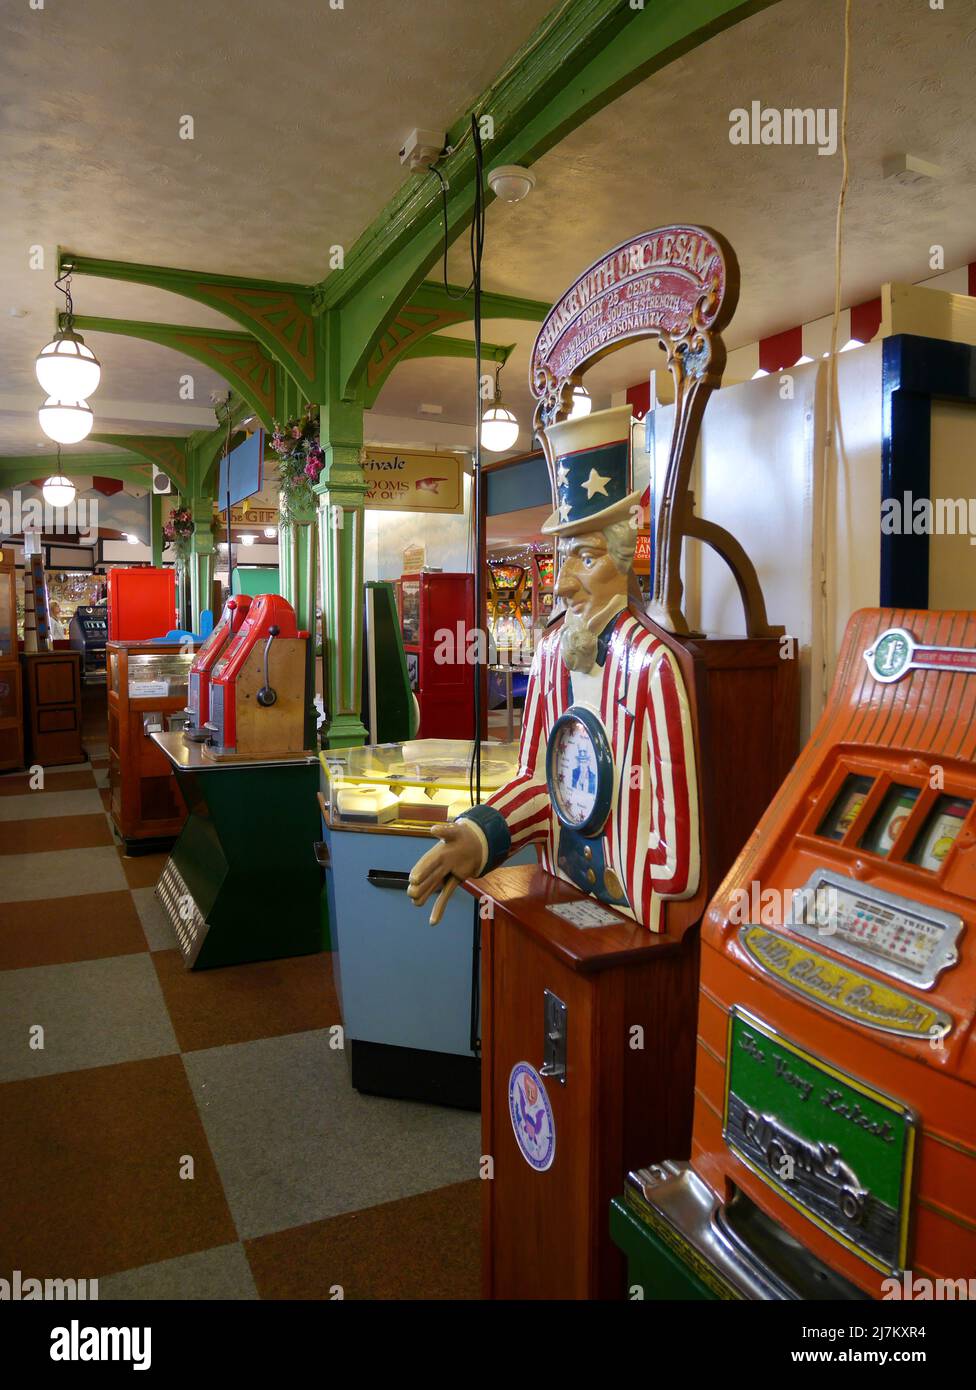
365;472;475;581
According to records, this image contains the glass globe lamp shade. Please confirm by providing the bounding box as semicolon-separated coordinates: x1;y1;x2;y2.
35;331;101;399
239;534;256;547
41;475;77;508
38;397;94;444
481;404;519;453
569;385;592;419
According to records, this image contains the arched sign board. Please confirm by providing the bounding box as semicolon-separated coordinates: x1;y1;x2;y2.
529;226;778;639
530;225;735;396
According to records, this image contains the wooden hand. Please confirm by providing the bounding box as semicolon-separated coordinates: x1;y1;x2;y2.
407;821;484;925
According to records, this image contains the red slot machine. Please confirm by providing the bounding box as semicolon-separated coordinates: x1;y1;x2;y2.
396;571;474;739
184;595;251;741
618;608;976;1299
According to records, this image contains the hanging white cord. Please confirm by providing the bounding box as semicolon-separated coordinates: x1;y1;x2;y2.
819;0;853;705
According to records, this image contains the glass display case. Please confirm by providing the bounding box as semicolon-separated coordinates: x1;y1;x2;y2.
322;737;520;830
107;640;198;849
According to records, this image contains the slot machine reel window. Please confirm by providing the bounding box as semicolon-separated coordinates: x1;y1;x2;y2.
858;785;921;858
816;773;875;841
907;795;973;872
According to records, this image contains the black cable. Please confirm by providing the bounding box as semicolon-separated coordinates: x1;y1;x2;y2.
469;111;486;809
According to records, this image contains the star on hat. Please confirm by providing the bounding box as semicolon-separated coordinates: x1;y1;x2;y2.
558;498;572;522
556;461;569;487
582;467;611;499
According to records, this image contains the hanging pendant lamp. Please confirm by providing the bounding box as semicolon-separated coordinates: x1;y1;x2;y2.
481;366;519;453
35;266;101;400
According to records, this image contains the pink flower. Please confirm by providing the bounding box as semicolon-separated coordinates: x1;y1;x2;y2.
304;460;321;480
291;426;302;439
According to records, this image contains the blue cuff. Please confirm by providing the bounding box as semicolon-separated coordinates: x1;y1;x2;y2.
457;804;512;872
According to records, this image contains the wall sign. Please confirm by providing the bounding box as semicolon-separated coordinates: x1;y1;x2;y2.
363;447;464;514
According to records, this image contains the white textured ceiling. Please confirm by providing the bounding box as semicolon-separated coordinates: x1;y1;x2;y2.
0;0;555;458
3;0;975;465
420;0;976;438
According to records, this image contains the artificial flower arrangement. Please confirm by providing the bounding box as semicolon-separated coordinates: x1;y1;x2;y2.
162;504;194;571
270;403;324;523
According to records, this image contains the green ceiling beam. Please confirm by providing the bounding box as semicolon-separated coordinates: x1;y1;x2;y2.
364;334;514;409
74;315;279;429
409;282;550;324
59;251;320;398
325;0;780;395
0;456;150;487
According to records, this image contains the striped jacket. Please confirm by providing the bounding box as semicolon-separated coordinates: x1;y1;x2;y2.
463;608;700;931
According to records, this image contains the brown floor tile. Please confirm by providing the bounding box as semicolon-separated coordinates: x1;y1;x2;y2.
0;891;147;971
153;949;340;1052
245;1180;480;1300
0;813;113;855
117;848;169;889
99;787;112;810
0;1055;237;1278
0;769;96;797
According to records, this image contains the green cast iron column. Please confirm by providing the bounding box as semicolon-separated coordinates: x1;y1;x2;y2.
188;498;215;633
314;412;367;750
278;495;318;637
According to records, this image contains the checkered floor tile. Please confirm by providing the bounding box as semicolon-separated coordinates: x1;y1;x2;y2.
0;690;480;1299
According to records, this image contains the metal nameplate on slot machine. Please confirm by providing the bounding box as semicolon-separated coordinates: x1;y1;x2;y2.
786;867;963;989
723;1008;916;1275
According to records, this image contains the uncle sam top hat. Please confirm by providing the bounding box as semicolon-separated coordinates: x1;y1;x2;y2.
541;403;640;537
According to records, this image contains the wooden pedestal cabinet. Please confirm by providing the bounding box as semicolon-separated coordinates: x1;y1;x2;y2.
21;651;85;767
472;865;700;1301
0;549;22;770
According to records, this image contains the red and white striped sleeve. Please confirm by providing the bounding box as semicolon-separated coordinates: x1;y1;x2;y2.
635;646;700;917
457;633;554;870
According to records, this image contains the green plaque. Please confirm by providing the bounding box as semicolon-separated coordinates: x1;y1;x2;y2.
723;1008;916;1274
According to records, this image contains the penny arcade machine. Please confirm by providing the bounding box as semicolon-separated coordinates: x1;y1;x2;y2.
460;228;800;1300
614;608;976;1299
182;595;252;741
151;593;326;968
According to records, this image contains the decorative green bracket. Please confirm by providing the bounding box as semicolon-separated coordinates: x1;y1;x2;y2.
74;315;279;428
363;334;515;409
89;433;191;494
60;251;319;399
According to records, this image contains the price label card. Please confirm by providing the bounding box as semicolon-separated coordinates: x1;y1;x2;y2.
549;900;620;929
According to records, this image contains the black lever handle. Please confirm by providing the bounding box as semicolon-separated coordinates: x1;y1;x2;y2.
367;869;411;891
257;625;280;707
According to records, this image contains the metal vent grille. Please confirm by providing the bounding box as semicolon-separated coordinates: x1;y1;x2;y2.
156;860;209;967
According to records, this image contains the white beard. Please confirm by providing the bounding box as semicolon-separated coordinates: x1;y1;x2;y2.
559;607;599;672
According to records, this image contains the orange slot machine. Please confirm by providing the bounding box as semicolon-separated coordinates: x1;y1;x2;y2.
615;607;976;1300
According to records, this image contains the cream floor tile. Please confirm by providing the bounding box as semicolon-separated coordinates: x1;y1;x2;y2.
0;845;127;902
0;789;105;822
0;953;178;1080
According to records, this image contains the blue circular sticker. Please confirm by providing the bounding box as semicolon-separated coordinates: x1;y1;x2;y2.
508;1062;555;1172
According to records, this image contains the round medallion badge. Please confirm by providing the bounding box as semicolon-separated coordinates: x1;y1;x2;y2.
508;1062;556;1172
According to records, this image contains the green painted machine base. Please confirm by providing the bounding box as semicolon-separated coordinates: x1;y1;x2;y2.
610;1198;720;1301
157;759;327;970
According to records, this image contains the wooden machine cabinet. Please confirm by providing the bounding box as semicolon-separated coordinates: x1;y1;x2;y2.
107;640;196;850
21;652;84;767
0;549;23;771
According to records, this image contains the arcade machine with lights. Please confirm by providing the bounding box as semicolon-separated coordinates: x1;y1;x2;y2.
151;593;326;968
415;227;801;1299
613;608;976;1298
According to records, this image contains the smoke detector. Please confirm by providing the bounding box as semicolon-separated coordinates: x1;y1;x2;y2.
399;129;445;172
488;164;536;204
883;154;944;187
